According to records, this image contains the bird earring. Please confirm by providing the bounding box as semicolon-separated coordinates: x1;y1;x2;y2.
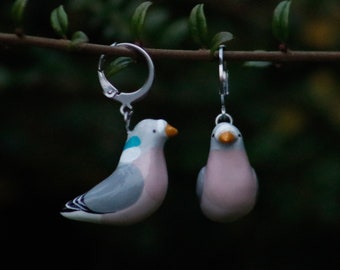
60;42;178;225
196;45;258;223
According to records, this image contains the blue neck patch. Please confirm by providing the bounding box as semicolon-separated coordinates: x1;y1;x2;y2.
123;136;141;150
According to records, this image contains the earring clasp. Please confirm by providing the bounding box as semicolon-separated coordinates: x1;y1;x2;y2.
216;45;233;124
98;42;154;130
219;45;228;97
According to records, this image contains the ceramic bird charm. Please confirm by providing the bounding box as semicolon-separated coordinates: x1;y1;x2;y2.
196;122;258;222
60;119;178;225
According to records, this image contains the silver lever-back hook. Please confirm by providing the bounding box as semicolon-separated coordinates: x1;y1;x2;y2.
216;45;233;125
98;42;155;130
219;45;228;98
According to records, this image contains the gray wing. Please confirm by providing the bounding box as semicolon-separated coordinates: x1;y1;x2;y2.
83;164;144;213
196;166;206;199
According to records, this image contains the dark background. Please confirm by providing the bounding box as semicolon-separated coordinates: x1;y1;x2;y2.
1;0;339;269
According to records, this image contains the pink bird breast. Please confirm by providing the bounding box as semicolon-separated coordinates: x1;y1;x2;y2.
200;141;258;223
201;150;257;222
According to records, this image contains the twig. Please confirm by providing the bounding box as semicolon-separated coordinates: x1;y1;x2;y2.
1;32;340;62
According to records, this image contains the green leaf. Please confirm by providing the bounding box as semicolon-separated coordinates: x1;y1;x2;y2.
272;0;291;43
244;61;272;68
189;3;208;47
107;57;135;78
131;1;153;41
50;5;69;38
70;31;89;46
210;31;233;55
244;50;272;68
11;0;28;25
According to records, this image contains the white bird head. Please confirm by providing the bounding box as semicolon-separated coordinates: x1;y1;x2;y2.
119;119;178;163
210;122;244;151
130;119;178;148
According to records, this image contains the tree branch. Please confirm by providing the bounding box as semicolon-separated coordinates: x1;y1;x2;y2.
1;32;340;62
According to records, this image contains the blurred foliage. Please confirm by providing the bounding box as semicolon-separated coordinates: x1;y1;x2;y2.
0;0;339;269
272;0;291;44
50;5;69;38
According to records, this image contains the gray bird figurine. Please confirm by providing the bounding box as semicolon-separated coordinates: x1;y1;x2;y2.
196;122;258;222
60;119;178;225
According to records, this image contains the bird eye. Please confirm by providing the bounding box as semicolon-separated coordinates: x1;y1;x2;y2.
238;133;242;137
212;133;215;138
152;129;156;133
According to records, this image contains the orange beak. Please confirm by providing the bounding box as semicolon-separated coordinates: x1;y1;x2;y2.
219;131;236;143
165;124;178;137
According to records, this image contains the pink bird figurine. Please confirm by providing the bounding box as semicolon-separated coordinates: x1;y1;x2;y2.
196;122;258;222
60;119;178;225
